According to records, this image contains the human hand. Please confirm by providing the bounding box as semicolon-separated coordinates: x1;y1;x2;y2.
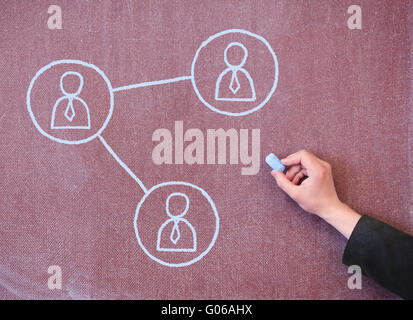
271;150;341;219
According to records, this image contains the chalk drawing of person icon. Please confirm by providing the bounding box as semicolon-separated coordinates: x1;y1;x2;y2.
156;192;197;252
51;71;91;129
215;42;256;102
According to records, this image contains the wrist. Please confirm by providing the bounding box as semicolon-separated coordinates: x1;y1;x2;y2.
317;200;348;221
319;201;362;239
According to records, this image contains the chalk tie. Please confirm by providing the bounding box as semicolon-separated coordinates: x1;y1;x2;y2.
229;70;241;94
170;219;181;244
64;97;75;122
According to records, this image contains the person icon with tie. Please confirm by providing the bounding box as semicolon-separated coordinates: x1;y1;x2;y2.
215;42;256;102
51;71;91;129
156;192;197;252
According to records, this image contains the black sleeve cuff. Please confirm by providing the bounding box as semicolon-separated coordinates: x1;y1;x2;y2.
342;214;413;299
342;215;373;267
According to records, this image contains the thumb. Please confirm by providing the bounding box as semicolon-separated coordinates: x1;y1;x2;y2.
271;170;298;199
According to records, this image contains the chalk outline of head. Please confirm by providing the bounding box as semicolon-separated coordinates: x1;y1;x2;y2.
215;41;256;101
166;192;190;219
27;59;114;144
224;42;248;69
135;181;219;267
60;71;84;96
191;28;279;116
156;192;197;252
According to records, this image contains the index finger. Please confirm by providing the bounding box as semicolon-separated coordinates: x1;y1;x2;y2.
281;150;319;174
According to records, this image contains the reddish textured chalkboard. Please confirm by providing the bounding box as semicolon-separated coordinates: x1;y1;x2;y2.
0;0;412;299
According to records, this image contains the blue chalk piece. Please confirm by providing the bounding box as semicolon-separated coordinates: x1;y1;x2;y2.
265;153;285;172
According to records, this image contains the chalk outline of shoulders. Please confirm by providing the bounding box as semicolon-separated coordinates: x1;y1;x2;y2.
156;192;197;252
51;71;91;130
215;42;256;102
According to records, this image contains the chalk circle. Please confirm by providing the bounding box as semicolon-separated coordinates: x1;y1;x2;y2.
134;181;219;267
191;29;279;117
26;59;114;145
